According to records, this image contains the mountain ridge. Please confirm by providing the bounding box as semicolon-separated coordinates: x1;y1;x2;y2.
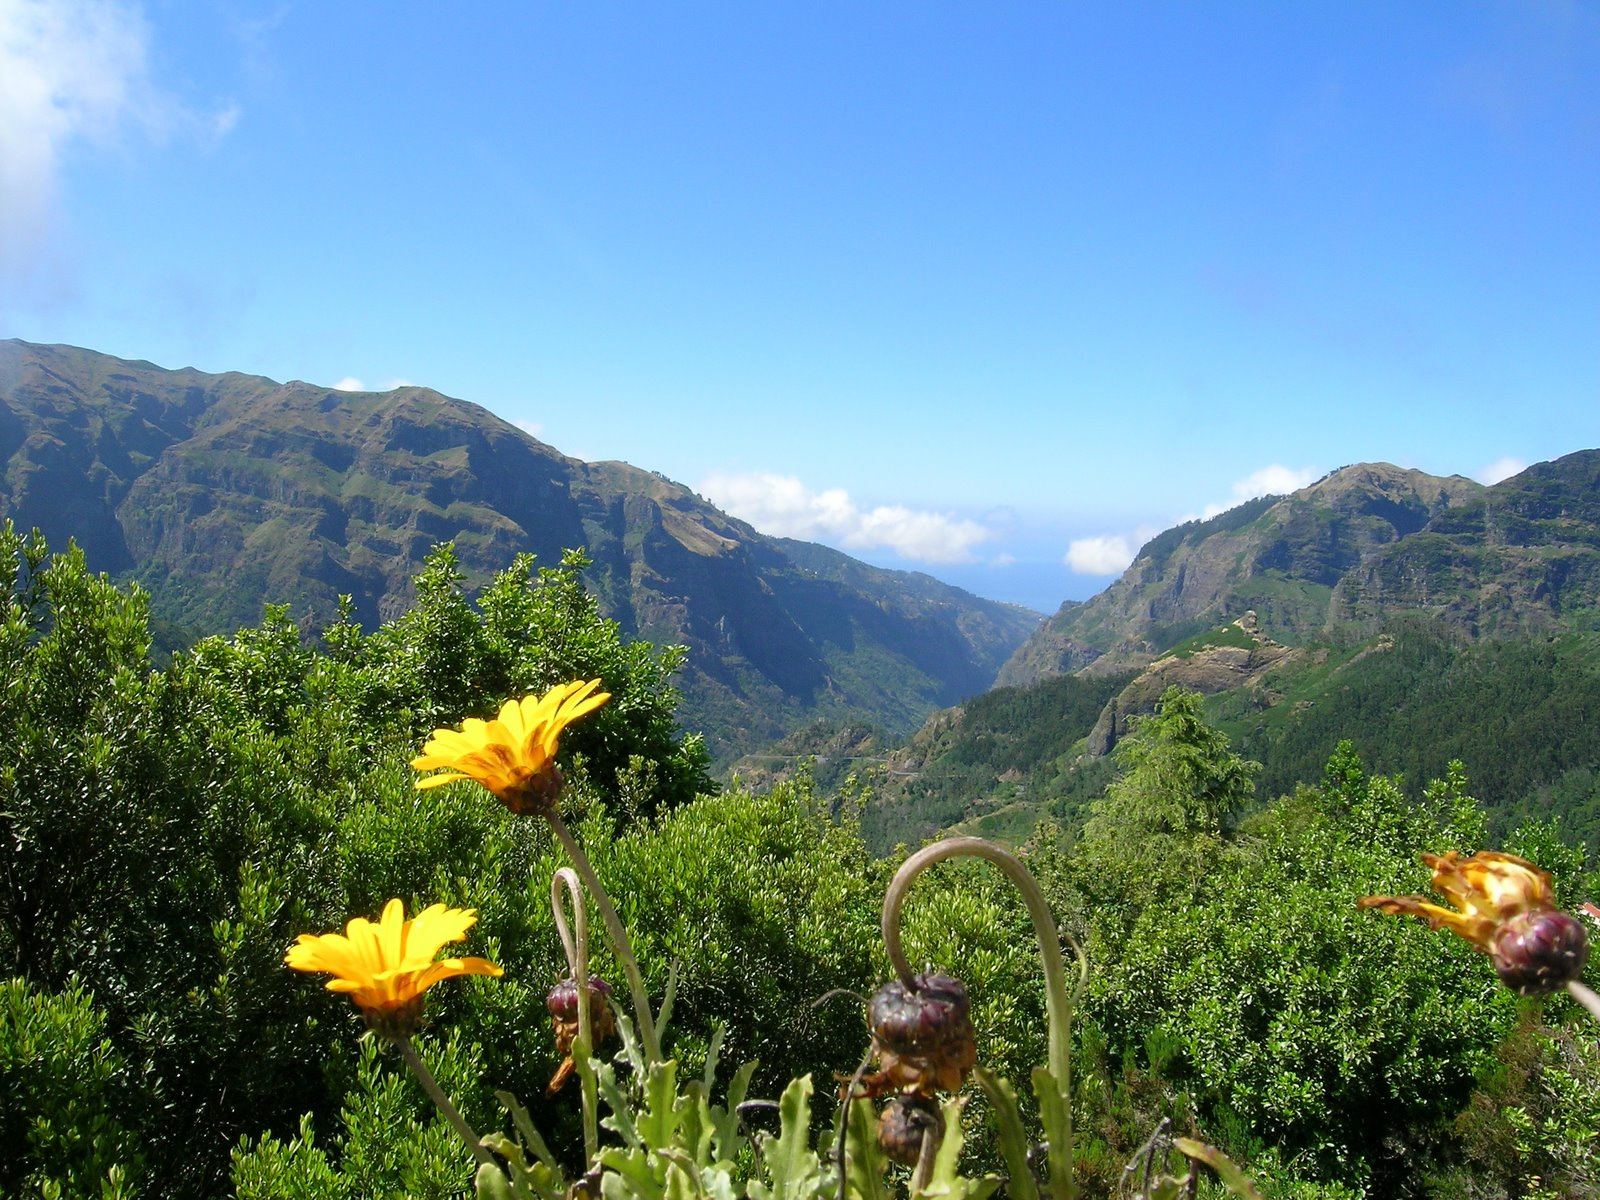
994;457;1600;687
0;339;1039;762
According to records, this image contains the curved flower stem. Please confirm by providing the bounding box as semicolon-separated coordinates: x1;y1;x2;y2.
882;836;1086;1088
394;1034;493;1167
545;809;663;1064
552;867;600;1163
883;836;1088;1200
1569;979;1600;1024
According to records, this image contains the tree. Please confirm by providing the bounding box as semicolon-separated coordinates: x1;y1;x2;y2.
1071;686;1258;931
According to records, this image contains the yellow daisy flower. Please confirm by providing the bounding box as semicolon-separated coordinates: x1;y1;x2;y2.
411;680;611;815
1361;850;1589;995
286;899;502;1036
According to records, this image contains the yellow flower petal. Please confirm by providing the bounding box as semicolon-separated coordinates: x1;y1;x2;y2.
285;900;502;1032
411;680;611;814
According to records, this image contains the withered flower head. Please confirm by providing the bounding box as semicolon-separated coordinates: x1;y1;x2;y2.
412;680;610;816
857;971;976;1099
545;975;616;1095
876;1095;945;1167
1361;850;1590;996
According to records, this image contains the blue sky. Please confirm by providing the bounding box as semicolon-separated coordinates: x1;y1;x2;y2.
4;2;1598;613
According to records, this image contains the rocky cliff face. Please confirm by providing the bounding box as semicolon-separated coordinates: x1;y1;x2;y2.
1081;611;1295;756
999;462;1490;687
1331;452;1600;638
0;339;1040;760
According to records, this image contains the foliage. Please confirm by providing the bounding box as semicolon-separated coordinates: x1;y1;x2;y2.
1057;733;1529;1193
1214;620;1600;848
1070;687;1257;936
365;544;714;816
863;670;1134;852
1444;1013;1600;1199
0;978;143;1198
0;525;716;1196
5;521;1600;1199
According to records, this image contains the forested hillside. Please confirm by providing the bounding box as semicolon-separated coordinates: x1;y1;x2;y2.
0;339;1038;764
4;523;1597;1199
1002;452;1600;689
859;615;1600;857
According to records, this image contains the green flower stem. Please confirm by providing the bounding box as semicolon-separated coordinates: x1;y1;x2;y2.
882;836;1087;1200
1569;979;1600;1024
882;836;1085;1088
394;1034;494;1167
552;867;600;1163
545;809;663;1064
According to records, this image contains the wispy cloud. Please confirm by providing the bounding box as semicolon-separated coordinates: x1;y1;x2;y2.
330;376;414;393
699;470;993;564
0;0;235;293
1191;464;1320;521
513;418;545;439
1065;464;1320;577
1475;455;1526;485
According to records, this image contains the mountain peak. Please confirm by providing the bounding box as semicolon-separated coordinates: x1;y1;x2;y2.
0;338;1039;763
996;457;1553;687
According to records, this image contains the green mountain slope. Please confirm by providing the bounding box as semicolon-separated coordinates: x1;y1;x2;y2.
869;452;1600;848
999;455;1600;688
0;339;1040;761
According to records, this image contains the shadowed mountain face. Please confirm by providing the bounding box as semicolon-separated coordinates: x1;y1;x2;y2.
0;339;1039;761
1000;454;1600;687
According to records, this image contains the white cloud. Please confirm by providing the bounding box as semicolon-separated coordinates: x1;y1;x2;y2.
514;418;545;439
1475;456;1526;485
1;0;142;277
699;470;993;564
1066;464;1318;578
1196;464;1320;520
384;377;414;391
332;376;364;392
1065;524;1163;575
1066;534;1139;575
0;0;235;290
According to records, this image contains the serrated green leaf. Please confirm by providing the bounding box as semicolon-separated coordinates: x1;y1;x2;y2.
710;1060;759;1165
702;1023;726;1093
1171;1138;1263;1200
638;1059;682;1150
657;960;679;1043
1031;1067;1074;1200
600;1063;643;1150
841;1092;890;1200
478;1133;566;1200
677;1080;713;1165
476;1160;516;1200
599;1146;665;1200
907;1096;999;1200
971;1067;1038;1200
664;1154;700;1200
751;1074;826;1200
494;1090;559;1169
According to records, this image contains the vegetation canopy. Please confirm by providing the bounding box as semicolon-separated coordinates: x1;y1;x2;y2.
0;522;1597;1199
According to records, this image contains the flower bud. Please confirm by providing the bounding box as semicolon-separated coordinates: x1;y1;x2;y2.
546;975;617;1095
547;975;616;1057
547;974;613;1020
876;1095;944;1167
1491;909;1590;996
867;972;976;1096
